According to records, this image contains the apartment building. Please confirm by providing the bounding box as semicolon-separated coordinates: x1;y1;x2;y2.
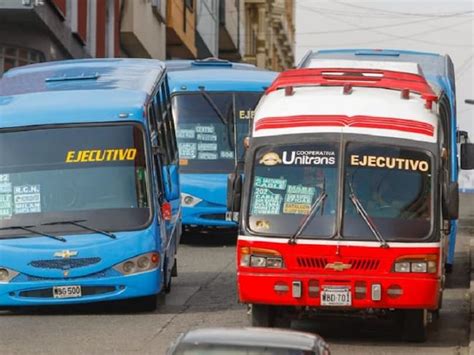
166;0;197;58
0;0;121;74
243;0;295;70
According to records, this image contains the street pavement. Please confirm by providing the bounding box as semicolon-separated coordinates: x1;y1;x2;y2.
0;195;473;355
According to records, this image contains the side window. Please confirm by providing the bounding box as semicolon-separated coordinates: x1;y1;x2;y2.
148;104;165;202
157;78;178;163
439;96;451;176
153;92;171;165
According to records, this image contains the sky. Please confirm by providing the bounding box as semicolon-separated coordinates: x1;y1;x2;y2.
295;0;474;189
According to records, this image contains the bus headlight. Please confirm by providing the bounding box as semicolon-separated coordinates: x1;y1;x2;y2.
0;267;19;283
240;247;284;268
181;193;202;207
113;252;160;275
392;255;437;273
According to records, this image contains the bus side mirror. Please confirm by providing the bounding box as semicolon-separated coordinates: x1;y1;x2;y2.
226;173;242;221
443;181;459;220
460;143;474;170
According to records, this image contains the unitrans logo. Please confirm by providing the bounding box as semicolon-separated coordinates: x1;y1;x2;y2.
259;152;282;166
282;151;336;166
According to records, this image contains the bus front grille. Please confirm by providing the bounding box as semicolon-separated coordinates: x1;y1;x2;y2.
348;258;380;271
296;257;328;269
29;257;101;270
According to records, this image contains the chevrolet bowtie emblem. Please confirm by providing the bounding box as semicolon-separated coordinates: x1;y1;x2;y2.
325;262;352;272
54;250;78;259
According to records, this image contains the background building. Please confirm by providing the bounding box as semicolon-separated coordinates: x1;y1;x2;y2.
0;0;120;74
166;0;197;58
243;0;295;70
120;0;167;59
218;0;245;60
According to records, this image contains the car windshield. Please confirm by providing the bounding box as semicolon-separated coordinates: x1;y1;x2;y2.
172;92;262;173
343;143;432;241
0;124;150;236
173;344;318;355
248;143;339;238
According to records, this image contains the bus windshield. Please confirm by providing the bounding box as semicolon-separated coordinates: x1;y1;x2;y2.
248;143;339;238
172;92;261;173
0;124;150;236
343;143;432;241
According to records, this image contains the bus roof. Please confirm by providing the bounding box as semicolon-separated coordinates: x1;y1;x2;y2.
166;59;278;93
298;49;455;96
0;59;165;129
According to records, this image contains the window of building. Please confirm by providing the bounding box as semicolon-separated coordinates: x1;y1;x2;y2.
0;45;44;74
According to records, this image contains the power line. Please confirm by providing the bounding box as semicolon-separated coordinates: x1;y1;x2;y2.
296;5;473;36
297;4;474;48
332;1;474;18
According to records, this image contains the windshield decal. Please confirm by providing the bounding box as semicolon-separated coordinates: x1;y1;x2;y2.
251;187;283;215
197;143;218;152
258;149;336;166
65;148;137;163
255;176;287;190
196;133;217;142
176;129;195;139
178;143;197;159
350;154;430;172
0;177;13;219
195;125;215;134
13;185;41;214
198;152;218;160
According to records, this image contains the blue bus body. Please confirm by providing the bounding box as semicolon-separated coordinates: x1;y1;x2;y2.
167;60;277;230
0;59;181;309
299;49;459;267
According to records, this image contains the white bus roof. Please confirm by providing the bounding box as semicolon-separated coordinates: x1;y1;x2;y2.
305;59;423;75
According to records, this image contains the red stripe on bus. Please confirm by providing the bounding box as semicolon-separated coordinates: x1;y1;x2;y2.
255;115;434;137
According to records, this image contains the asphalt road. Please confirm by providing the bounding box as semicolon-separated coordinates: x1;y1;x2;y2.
0;195;472;355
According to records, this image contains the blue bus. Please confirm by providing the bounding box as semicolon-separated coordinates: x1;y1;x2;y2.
0;59;181;311
166;59;277;231
298;49;461;271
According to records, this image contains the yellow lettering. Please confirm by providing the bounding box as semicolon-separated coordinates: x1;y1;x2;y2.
65;151;76;163
80;150;91;162
419;161;429;172
127;148;137;160
351;155;359;166
376;156;385;168
367;156;376;167
118;149;128;160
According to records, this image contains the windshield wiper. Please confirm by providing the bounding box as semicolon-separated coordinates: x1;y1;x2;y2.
347;177;389;248
199;89;228;126
288;191;327;245
41;220;117;239
0;225;66;242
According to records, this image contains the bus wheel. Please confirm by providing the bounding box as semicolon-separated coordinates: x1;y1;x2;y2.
401;309;428;342
251;304;275;327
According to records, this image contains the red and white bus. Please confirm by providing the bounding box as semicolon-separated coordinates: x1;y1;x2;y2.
227;62;474;342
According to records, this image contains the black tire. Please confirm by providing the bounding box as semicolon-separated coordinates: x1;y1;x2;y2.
251;304;275;327
401;309;428;342
171;258;178;277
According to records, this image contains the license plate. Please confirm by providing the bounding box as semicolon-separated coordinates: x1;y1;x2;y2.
53;285;82;299
321;286;351;306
